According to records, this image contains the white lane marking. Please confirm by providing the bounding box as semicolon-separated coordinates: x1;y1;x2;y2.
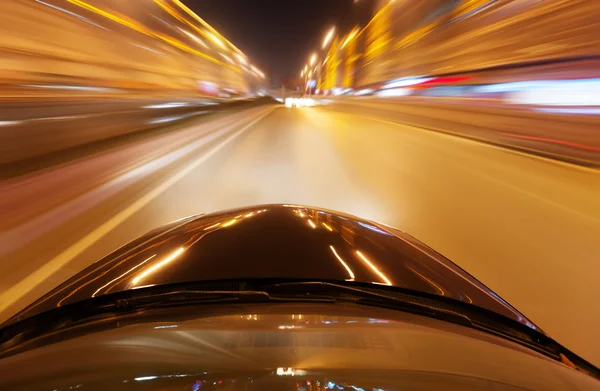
143;102;190;109
0;118;234;254
147;112;206;124
0;107;274;314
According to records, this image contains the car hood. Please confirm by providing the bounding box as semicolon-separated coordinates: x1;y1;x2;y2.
10;204;536;329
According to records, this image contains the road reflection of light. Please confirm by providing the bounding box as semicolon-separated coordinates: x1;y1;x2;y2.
143;102;190;109
92;254;157;297
131;247;185;286
245;212;255;218
154;324;178;329
308;220;316;229
330;246;355;280
322;222;333;231
135;376;158;381
204;222;221;231
147;112;204;125
355;251;391;285
0;121;21;127
276;368;307;376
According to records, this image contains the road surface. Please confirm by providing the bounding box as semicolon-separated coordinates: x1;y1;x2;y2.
1;102;599;366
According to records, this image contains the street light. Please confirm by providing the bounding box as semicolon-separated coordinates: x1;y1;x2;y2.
310;53;317;66
322;26;336;49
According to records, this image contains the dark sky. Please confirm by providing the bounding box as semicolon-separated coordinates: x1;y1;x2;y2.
183;0;374;85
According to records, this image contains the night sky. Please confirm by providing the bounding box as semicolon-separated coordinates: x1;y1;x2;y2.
183;0;375;86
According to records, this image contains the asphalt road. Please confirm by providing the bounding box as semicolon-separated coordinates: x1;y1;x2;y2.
1;103;599;366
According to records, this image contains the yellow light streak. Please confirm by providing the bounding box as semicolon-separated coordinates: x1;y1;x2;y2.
322;27;336;48
92;254;157;297
355;250;391;285
67;0;239;72
131;247;185;286
171;0;245;55
221;219;238;227
203;222;221;231
342;27;360;49
407;266;445;296
330;246;355;280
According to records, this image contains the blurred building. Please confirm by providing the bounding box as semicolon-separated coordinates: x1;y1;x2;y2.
0;0;268;99
316;0;600;92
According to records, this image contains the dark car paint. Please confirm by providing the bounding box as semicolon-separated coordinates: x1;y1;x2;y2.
9;204;535;330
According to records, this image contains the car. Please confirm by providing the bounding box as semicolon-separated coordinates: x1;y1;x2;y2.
0;204;598;390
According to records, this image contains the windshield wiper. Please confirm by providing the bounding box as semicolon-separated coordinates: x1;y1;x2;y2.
1;279;597;379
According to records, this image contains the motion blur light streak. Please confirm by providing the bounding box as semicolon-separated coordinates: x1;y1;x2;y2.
355;251;391;286
330;246;356;281
180;28;209;48
134;376;158;382
67;0;239;71
143;103;190;109
35;0;108;30
207;32;226;49
172;0;245;55
276;368;307;376
131;247;185;286
0;121;21;127
498;133;600;152
322;27;336;48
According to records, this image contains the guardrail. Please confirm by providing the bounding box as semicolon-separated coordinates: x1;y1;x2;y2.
318;96;600;167
0;97;274;168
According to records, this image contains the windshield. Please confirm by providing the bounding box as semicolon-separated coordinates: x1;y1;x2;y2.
0;0;599;380
1;306;599;390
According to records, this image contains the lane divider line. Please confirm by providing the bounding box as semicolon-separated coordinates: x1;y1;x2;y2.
0;107;275;314
0;107;272;256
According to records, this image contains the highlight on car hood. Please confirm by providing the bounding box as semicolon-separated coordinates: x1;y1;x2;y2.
9;204;537;330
